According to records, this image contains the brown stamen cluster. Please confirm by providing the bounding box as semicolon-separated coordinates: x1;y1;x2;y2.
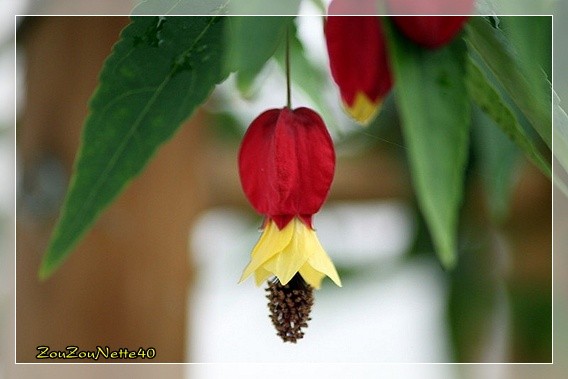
266;274;314;343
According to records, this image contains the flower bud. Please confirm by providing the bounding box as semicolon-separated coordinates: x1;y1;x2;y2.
391;16;470;49
325;0;393;124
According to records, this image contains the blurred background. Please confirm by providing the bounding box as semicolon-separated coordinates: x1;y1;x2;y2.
1;0;566;378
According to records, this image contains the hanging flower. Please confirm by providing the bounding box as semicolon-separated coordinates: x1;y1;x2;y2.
324;0;393;125
391;16;470;49
238;107;341;291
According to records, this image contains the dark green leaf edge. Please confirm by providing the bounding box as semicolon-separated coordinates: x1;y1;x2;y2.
465;17;552;150
553;93;568;197
466;57;551;179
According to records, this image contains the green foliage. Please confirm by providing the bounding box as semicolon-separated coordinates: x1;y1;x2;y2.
554;102;568;196
225;16;294;95
472;106;520;223
447;229;500;362
132;0;229;15
224;0;301;15
509;282;552;362
466;57;550;178
39;16;229;279
385;20;470;269
465;17;552;150
499;17;551;92
469;16;568;196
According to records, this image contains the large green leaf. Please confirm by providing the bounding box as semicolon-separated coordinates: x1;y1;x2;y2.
385;20;471;269
225;16;294;95
39;16;229;279
466;57;551;178
465;17;552;150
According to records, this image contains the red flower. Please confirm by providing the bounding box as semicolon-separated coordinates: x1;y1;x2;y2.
238;107;341;288
391;16;470;49
324;2;393;124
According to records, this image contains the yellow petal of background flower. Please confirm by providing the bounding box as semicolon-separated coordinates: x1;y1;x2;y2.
239;220;294;283
345;92;382;126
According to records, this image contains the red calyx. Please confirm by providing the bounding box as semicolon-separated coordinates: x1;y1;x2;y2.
238;107;335;229
391;16;470;49
324;4;393;110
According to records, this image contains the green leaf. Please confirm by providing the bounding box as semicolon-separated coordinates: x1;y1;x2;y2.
465;17;552;149
447;229;500;362
132;0;302;15
508;281;552;361
472;106;520;223
465;57;551;178
475;0;555;15
385;20;471;269
499;16;551;84
132;0;229;15
225;16;294;95
39;16;229;279
553;96;568;196
226;0;301;15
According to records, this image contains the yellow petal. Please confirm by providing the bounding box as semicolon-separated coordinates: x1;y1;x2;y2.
262;219;313;285
299;263;326;289
344;92;382;125
240;217;342;289
306;242;342;287
239;220;294;283
254;267;273;286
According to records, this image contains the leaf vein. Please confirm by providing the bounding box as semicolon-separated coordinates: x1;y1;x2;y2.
71;17;219;226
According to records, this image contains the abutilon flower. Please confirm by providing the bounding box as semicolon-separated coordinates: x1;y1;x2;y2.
391;16;470;49
238;106;341;342
324;1;393;125
238;107;341;291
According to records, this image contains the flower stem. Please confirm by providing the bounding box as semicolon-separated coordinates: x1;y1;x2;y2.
285;22;292;109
